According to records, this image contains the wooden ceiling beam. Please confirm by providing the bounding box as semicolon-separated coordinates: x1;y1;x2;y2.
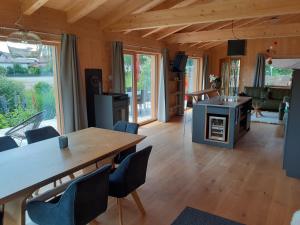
107;0;300;31
99;0;158;30
137;0;200;37
169;22;300;43
22;0;50;15
132;0;169;14
187;21;232;47
67;0;108;23
151;0;194;11
201;41;225;50
155;25;190;40
201;18;270;50
142;27;164;38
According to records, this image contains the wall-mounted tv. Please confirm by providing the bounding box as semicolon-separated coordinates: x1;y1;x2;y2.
227;40;246;56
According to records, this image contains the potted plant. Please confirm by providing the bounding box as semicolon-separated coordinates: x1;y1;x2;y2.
209;74;222;89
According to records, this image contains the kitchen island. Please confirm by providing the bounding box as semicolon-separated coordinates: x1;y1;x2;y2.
192;96;252;149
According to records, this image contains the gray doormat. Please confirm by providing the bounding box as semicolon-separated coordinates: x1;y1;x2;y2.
171;207;245;225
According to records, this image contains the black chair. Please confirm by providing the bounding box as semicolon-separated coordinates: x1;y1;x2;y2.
27;165;111;225
0;136;18;225
109;146;152;225
0;136;18;152
25;126;60;144
113;121;139;164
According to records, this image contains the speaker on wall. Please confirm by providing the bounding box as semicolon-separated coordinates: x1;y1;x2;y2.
227;40;246;56
85;68;103;127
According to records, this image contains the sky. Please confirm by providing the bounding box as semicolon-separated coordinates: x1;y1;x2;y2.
0;41;9;53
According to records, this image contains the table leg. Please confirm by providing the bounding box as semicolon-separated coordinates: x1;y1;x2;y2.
3;195;28;225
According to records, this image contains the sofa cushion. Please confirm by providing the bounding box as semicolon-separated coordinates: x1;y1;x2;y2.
263;99;281;111
244;87;268;99
268;88;291;100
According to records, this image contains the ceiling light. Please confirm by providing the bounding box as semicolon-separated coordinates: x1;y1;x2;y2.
7;30;42;59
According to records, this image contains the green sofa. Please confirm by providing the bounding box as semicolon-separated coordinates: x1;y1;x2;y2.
244;86;291;112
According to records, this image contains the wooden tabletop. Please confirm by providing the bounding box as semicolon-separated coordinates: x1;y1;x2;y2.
0;127;146;204
186;88;219;97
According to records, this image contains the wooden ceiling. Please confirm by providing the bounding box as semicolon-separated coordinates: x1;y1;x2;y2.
20;0;300;50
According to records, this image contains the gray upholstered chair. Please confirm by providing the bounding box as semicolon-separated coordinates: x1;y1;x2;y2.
27;165;111;225
0;136;19;225
109;146;152;225
113;121;139;164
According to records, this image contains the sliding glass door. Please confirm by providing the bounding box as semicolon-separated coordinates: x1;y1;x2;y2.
124;52;157;124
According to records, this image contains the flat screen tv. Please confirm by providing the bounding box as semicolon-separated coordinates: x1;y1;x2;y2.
227;40;246;56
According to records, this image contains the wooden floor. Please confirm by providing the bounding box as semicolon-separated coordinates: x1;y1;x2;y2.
96;115;300;225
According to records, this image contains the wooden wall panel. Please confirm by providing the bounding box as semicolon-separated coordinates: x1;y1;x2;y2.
207;37;300;91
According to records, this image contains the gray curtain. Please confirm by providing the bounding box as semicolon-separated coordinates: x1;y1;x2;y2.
202;54;210;89
60;34;87;134
253;54;266;87
157;48;169;122
112;41;125;93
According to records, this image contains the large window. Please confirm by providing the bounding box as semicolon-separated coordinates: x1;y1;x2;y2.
124;52;157;123
220;58;241;96
0;41;59;139
185;58;201;94
265;59;294;87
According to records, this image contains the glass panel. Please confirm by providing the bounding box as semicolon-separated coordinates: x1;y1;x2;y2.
137;54;155;123
124;54;134;122
265;63;293;87
0;41;58;141
229;59;240;96
185;58;196;94
220;60;229;96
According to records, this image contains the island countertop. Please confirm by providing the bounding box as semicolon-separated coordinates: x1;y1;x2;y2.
196;96;252;108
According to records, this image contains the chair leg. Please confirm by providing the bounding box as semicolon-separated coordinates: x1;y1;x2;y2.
131;191;145;215
117;198;123;225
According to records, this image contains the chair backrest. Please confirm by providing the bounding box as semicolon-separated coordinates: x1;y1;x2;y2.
113;121;139;134
60;165;111;225
115;146;152;195
25;126;60;144
0;136;18;152
113;121;139;163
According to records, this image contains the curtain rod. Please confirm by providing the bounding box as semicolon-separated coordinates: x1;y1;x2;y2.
0;26;61;38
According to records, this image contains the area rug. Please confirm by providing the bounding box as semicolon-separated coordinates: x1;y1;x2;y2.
171;207;245;225
251;111;282;125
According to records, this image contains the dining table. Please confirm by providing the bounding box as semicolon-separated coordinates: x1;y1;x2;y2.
0;127;146;225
